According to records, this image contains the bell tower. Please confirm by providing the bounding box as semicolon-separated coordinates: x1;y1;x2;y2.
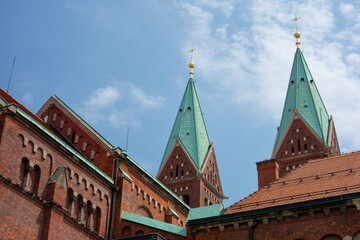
157;52;226;207
257;22;340;189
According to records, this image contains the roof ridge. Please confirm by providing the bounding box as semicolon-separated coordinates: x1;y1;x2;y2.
0;88;51;132
269;167;359;188
229;183;360;211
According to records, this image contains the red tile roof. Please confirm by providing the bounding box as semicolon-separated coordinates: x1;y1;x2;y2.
225;152;360;214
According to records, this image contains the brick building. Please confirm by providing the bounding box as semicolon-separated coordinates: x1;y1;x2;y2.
186;31;360;240
157;60;226;208
0;88;190;239
2;28;360;240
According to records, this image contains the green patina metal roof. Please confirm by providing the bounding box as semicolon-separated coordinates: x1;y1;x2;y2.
159;78;210;171
274;48;330;152
122;211;186;236
187;204;223;221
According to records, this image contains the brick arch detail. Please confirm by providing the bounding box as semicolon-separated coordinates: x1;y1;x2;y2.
65;166;109;203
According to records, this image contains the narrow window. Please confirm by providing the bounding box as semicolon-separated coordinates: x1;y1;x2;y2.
31;165;41;195
183;195;190;205
94;207;101;233
297;139;301;151
304;144;307;151
71;131;76;143
176;165;178;177
291;146;294;154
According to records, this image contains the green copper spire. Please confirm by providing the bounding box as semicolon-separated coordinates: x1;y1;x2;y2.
159;64;210;171
273;47;330;153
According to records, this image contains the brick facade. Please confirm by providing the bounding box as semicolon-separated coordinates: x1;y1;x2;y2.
188;196;360;240
0;90;190;239
157;142;225;208
257;115;340;189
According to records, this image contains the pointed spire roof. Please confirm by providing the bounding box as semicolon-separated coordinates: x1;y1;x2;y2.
273;45;330;153
159;64;211;171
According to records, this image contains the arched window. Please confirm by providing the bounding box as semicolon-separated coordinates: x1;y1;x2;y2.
77;195;85;223
31;165;41;195
67;188;75;216
321;234;342;240
20;158;30;188
137;205;153;218
86;201;94;229
94;207;101;233
121;226;131;237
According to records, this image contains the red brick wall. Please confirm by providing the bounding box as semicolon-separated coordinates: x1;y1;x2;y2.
275;118;326;164
158;144;224;208
115;160;188;231
119;220;187;240
0;113;112;238
256;159;279;189
0;183;44;239
189;206;360;240
37;103;115;177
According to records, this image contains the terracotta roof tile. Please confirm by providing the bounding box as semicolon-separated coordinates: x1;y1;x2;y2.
225;152;360;214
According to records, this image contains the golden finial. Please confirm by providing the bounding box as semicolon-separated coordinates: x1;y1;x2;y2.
292;15;301;48
188;47;196;79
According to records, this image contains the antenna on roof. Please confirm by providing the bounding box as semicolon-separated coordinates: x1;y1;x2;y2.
6;57;16;93
125;127;130;152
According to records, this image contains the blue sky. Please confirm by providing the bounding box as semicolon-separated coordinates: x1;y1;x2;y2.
1;1;360;207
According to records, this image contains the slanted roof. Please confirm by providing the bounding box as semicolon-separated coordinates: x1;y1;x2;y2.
159;78;211;171
37;95;114;150
187;204;223;221
0;90;114;184
225;151;360;214
122;211;186;237
125;155;190;210
273;48;330;153
0;88;50;131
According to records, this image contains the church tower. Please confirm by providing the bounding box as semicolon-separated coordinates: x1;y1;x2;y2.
257;25;340;189
157;56;225;208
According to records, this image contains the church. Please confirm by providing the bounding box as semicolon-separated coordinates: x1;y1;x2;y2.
1;27;360;240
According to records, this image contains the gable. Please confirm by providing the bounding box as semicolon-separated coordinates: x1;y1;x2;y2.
157;139;200;182
200;146;224;198
273;112;327;162
274;48;330;152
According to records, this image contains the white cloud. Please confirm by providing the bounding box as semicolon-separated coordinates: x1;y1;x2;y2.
178;0;360;152
81;83;165;127
130;86;165;109
195;0;235;17
108;110;141;129
84;86;121;109
21;92;34;105
339;3;354;17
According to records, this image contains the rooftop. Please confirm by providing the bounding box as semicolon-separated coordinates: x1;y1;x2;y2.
226;151;360;214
